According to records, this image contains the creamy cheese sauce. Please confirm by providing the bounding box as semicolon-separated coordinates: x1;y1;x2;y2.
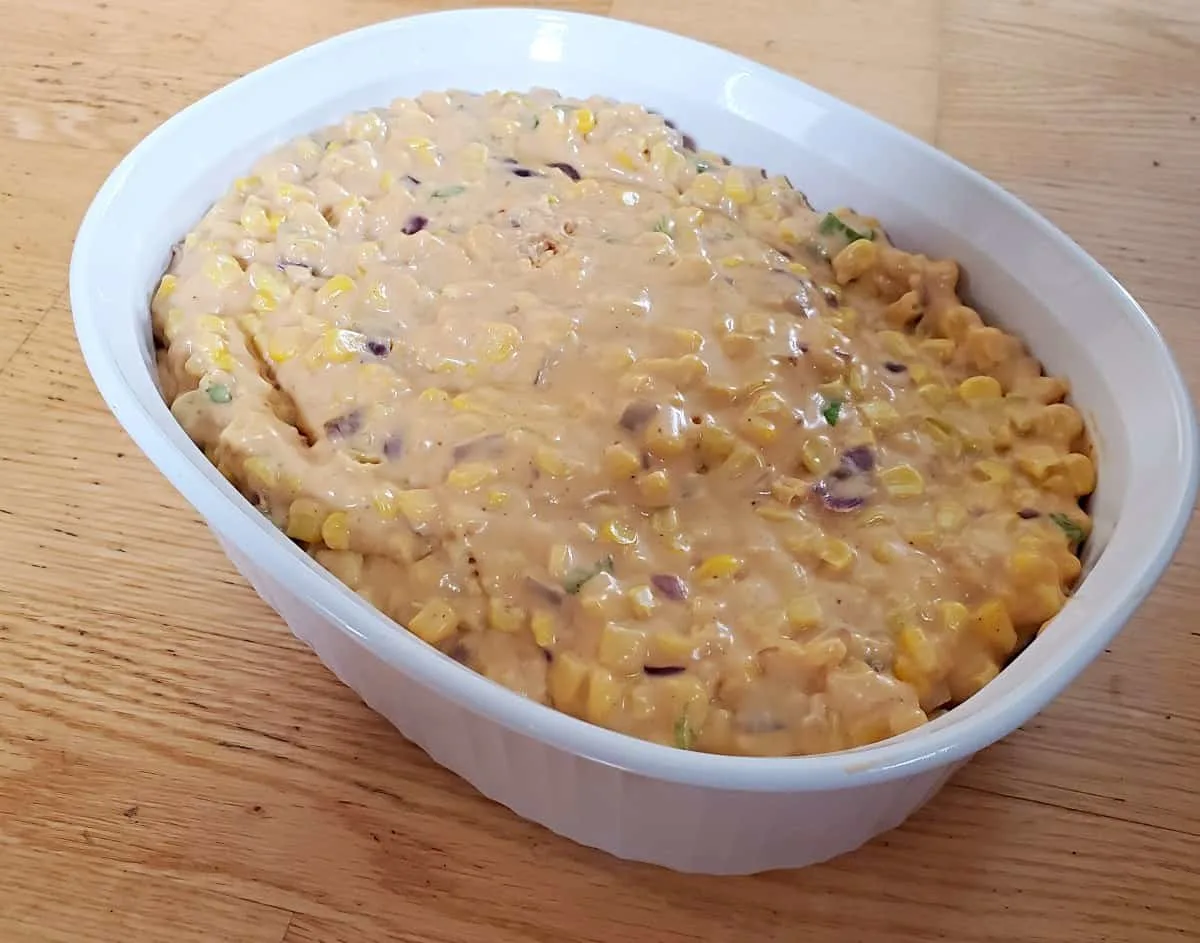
153;88;1093;756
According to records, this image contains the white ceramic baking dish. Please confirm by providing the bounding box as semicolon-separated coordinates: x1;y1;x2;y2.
70;7;1197;874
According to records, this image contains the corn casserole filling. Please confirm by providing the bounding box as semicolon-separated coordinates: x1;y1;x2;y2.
152;89;1094;756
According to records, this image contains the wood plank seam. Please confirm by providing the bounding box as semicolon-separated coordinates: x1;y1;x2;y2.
0;289;65;378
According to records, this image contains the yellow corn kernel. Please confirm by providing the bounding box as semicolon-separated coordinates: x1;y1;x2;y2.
1009;550;1058;585
756;505;799;525
243;456;277;488
918;338;955;363
481;322;521;363
717;332;755;360
203;254;243;288
530;610;557;649
320;511;351;550
870;539;901;564
718;254;744;268
476;490;505;511
1016;444;1063;482
907;529;940;552
601;519;638;546
891;653;926;691
248;289;277;314
1031;583;1066;621
597;623;647;673
651;509;689;554
290;136;319;162
446;462;497;491
285;498;325;543
973;459;1012;485
800;435;838;476
162;307;186;342
819;538;856;571
267;329;302;364
547;652;590;712
843;361;868;395
152;274;177;312
627;585;656;619
279;472;303;496
573;107;596;135
742;415;778;446
940;304;984;341
317;274;356;304
409;599;458;645
919;384;952;408
535;445;574;478
603;443;642;478
940;601;970;633
210;348;236;373
720;443;765;479
488;597;527;633
643;418;689;460
934;503;965;532
1034;403;1085;443
723;168;753;205
698;423;737;464
786;595;823;630
307;328;358;366
640;354;709;388
405;137;440;166
669;328;704;353
234;175;261;195
193;315;224;335
636;469;672;507
419;387;450;405
884;290;922;327
958;375;1003;402
371;488;435;529
859;400;900;429
240;200;280;239
949;656;1000;703
1062;452;1096;495
880;463;925;497
695;554;742;582
649;634;697;670
748;391;788;416
346;111;386;141
899;625;940;675
970;599;1017;655
921;420;961;460
542;545;575;583
314;548;364;589
777;216;806;245
831;238;879;284
586;667;623;723
962;326;1015;369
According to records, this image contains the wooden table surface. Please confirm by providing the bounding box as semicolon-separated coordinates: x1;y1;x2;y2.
2;1;1198;940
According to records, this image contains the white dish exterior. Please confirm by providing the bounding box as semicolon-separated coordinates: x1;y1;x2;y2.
70;8;1197;874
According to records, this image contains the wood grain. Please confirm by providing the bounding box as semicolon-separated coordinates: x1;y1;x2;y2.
1;2;1198;941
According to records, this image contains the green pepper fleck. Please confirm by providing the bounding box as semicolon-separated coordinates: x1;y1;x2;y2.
563;555;614;595
821;398;843;426
818;211;874;243
674;715;694;750
695;159;712;174
653;216;675;237
207;383;232;404
431;184;467;199
1049;512;1086;546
